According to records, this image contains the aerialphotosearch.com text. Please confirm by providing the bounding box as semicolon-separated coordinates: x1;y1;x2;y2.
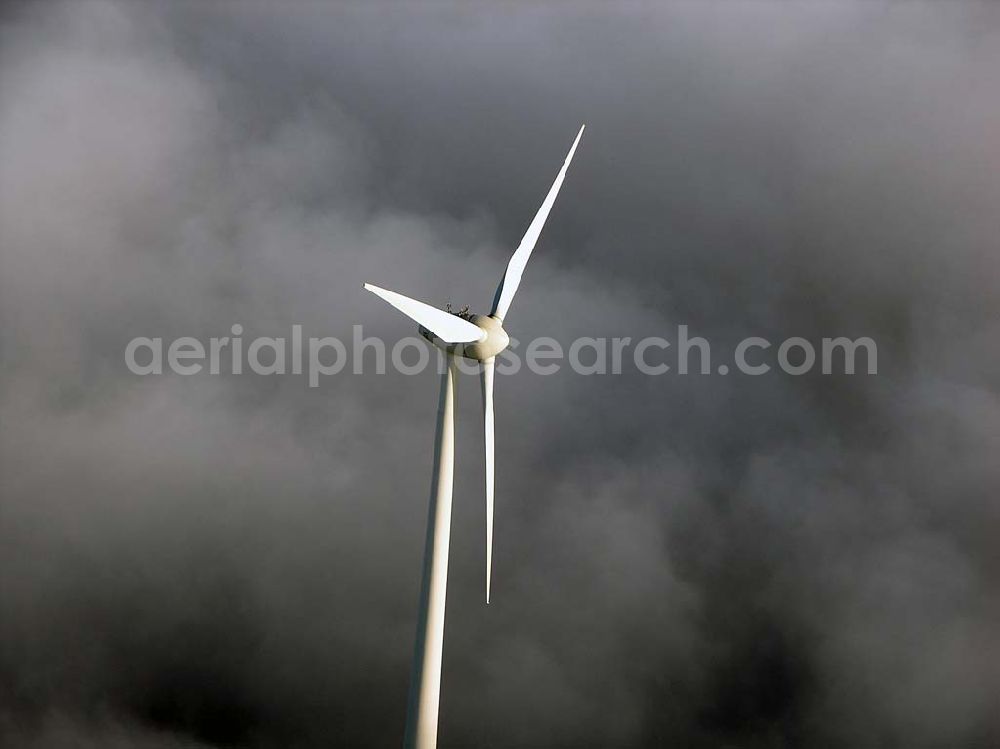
125;325;877;386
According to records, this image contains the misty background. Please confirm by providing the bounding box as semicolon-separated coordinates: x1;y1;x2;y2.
1;1;999;747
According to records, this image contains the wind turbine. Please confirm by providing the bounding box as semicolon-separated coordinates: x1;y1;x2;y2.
364;124;584;749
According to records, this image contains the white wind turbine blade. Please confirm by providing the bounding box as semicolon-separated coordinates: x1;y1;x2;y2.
364;283;486;343
490;124;585;321
480;357;495;604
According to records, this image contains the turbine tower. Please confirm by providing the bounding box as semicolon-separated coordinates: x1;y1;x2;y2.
364;125;584;749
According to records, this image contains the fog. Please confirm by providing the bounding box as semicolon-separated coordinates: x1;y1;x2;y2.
1;2;998;747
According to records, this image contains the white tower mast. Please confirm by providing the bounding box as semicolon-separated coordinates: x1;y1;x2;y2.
403;360;457;749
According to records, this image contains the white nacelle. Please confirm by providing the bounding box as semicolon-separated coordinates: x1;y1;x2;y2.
420;314;510;362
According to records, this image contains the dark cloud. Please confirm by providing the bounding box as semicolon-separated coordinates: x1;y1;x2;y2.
1;1;999;747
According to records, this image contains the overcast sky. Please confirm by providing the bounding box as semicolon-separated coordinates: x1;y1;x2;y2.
1;2;999;747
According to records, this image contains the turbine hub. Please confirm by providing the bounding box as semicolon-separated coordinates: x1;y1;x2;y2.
419;313;509;362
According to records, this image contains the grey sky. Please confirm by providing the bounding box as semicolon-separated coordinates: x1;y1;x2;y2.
1;2;999;747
